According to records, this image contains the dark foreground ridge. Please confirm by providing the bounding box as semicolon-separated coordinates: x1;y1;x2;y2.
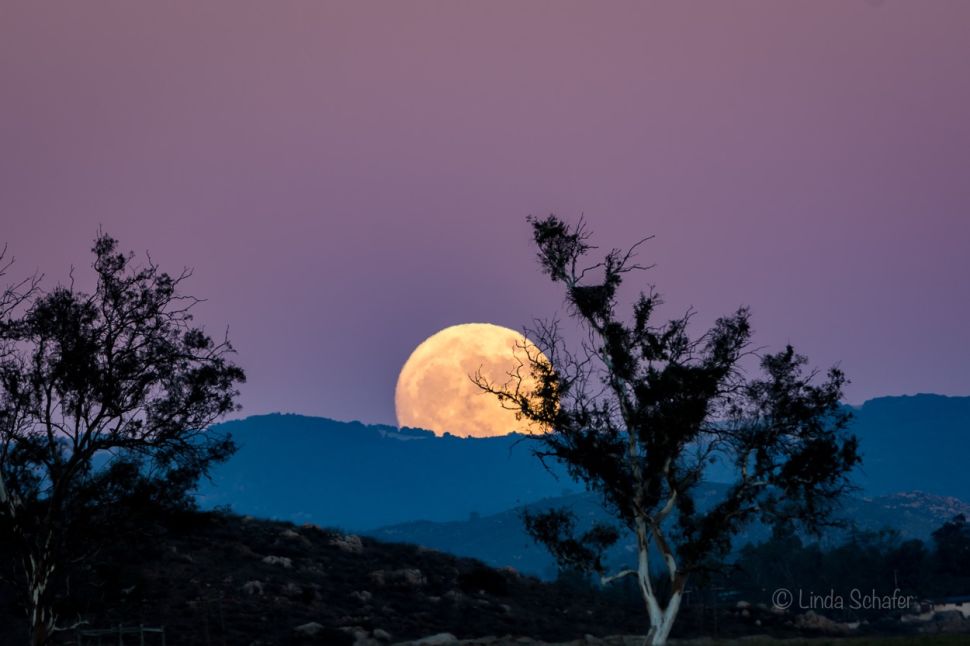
0;509;648;645
1;510;967;645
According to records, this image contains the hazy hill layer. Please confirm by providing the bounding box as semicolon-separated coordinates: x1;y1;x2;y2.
370;489;970;579
849;394;970;498
200;415;573;530
200;395;970;532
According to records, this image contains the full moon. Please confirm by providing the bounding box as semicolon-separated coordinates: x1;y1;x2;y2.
395;323;550;438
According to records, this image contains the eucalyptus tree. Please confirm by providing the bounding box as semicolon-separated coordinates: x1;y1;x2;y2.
0;235;244;645
477;216;859;645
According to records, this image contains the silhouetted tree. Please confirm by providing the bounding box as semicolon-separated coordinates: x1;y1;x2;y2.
731;528;931;618
477;216;859;644
733;523;822;599
0;235;244;645
887;538;931;595
931;514;970;595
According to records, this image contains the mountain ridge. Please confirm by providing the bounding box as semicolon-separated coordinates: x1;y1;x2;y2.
200;394;970;534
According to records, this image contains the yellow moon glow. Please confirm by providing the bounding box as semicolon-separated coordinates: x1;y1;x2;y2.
395;323;550;438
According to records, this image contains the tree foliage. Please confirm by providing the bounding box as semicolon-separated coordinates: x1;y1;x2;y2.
931;513;970;592
0;235;244;645
733;514;970;614
478;216;860;644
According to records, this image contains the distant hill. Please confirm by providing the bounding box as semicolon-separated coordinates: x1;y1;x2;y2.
369;488;970;579
848;394;970;499
200;414;573;530
199;395;970;532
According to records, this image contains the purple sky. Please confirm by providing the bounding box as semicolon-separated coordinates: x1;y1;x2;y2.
2;2;968;425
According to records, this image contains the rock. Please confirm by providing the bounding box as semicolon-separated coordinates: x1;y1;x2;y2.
281;582;302;598
399;568;425;584
351;590;373;603
262;555;293;568
281;528;312;547
442;589;463;603
242;580;264;595
372;628;391;642
330;533;365;554
794;610;852;634
369;568;426;586
413;634;458;646
293;622;325;637
301;563;326;576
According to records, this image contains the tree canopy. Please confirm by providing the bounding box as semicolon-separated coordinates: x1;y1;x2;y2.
477;216;860;644
0;235;244;645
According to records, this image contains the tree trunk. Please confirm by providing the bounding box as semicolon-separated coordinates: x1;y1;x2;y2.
0;475;53;646
649;587;683;645
2;475;60;646
639;581;684;646
633;518;686;646
26;574;54;646
634;519;662;644
24;547;56;646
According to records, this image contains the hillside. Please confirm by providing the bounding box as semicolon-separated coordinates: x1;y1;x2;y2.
370;489;970;579
5;509;962;646
199;395;970;532
3;509;965;645
200;414;573;529
0;510;819;645
0;510;646;644
849;395;970;499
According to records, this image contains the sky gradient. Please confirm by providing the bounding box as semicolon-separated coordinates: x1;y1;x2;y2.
2;1;968;425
